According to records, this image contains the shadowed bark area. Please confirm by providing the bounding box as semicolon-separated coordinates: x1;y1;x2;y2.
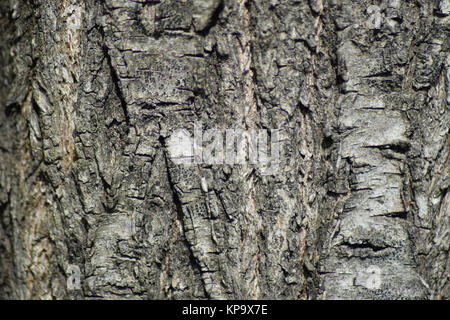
0;0;448;299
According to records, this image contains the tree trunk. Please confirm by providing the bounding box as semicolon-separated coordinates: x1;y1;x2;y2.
0;0;448;300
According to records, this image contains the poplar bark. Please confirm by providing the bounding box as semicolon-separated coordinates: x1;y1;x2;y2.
0;0;448;299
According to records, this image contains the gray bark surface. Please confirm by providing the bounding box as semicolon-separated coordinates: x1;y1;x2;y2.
0;0;448;299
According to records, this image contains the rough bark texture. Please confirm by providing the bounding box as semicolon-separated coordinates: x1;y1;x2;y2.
0;0;449;299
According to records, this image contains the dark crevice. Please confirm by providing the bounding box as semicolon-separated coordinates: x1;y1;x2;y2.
196;0;224;36
159;135;208;297
322;136;333;149
132;0;160;4
372;211;408;219
101;43;130;129
342;242;389;252
4;102;20;117
0;200;7;221
388;142;411;154
298;102;312;116
363;141;411;154
363;70;393;78
176;53;205;59
326;190;345;198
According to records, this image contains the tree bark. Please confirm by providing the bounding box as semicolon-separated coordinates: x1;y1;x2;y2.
0;0;448;299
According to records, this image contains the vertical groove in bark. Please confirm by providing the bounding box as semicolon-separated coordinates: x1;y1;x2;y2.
0;0;448;299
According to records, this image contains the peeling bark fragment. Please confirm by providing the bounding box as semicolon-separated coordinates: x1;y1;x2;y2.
0;0;448;300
